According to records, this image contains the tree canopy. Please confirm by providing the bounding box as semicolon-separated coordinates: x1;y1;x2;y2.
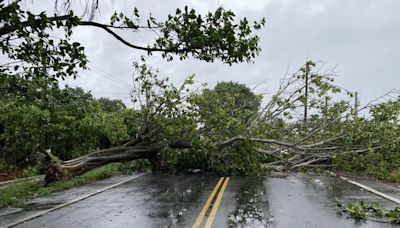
0;1;265;83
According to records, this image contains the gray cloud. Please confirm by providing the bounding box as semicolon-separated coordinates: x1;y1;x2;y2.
20;0;400;107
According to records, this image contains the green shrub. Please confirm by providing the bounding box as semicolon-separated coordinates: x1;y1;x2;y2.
21;165;40;177
0;164;120;208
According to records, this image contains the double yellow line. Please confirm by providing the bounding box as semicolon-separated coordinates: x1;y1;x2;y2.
193;177;230;228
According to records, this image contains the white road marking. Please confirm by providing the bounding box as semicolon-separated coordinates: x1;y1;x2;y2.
327;171;400;204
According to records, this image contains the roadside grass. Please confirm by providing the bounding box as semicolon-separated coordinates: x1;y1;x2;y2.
0;163;121;208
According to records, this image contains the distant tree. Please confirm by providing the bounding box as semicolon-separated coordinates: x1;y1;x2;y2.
98;98;126;113
194;81;261;138
213;81;261;119
0;84;130;164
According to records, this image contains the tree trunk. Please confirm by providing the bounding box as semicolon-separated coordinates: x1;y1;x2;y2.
41;140;164;184
40;133;192;184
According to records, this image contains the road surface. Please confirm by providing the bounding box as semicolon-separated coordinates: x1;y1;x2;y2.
2;173;400;227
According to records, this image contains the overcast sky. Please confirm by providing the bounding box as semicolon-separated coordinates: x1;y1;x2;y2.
34;0;400;107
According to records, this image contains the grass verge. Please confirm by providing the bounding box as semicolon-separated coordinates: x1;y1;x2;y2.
0;163;121;208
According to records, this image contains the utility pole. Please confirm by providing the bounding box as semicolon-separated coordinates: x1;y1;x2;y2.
354;91;359;118
324;96;329;118
303;62;310;124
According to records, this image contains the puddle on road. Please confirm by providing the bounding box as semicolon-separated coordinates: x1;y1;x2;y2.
227;177;271;227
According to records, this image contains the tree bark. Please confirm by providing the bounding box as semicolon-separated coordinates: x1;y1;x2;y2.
41;140;164;184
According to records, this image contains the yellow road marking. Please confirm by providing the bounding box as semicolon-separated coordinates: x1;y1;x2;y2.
192;177;225;228
204;177;230;228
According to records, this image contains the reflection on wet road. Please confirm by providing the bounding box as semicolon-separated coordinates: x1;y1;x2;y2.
12;173;400;228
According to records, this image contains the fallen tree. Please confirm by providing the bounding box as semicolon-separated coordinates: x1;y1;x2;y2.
38;61;196;183
39;60;399;183
41;135;190;183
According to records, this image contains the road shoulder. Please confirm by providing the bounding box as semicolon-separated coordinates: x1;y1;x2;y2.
0;173;146;227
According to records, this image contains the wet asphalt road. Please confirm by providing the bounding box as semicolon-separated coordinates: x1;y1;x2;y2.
8;173;400;228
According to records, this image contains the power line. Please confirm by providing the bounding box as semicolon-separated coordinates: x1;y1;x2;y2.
91;92;131;97
60;72;123;90
47;35;132;90
79;72;131;90
88;63;132;88
91;91;129;95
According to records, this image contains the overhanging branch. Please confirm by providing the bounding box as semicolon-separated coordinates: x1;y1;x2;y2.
0;15;189;53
